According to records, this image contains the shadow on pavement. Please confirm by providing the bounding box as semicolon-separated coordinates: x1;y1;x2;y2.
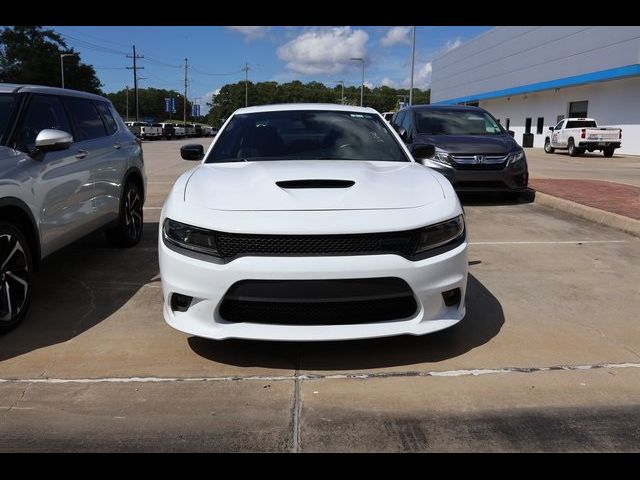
0;222;160;362
188;273;504;371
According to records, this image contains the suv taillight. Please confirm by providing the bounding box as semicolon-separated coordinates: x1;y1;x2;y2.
581;129;586;139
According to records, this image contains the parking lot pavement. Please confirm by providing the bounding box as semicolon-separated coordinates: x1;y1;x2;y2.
525;147;640;187
1;139;639;451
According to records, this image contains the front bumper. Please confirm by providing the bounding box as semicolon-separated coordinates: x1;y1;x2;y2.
428;163;528;192
159;237;468;341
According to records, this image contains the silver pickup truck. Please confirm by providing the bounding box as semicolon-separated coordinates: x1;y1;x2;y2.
544;118;622;157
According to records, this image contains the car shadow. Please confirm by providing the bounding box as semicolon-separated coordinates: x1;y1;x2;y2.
458;188;536;206
187;273;504;371
0;222;160;362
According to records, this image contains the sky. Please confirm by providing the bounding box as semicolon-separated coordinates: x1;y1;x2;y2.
47;26;492;108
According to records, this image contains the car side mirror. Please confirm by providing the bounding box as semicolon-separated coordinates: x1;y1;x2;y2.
34;129;73;152
548;126;554;131
180;144;204;161
507;130;515;137
412;144;435;162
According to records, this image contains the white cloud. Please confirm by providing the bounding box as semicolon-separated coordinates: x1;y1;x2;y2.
444;37;463;52
364;80;374;89
201;88;222;106
381;77;396;88
402;61;432;89
277;27;369;75
227;26;270;41
380;26;411;47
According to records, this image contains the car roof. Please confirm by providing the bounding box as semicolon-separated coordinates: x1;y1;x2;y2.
0;82;110;102
233;103;379;115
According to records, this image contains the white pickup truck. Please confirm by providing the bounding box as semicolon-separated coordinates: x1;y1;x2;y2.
544;118;622;157
125;121;162;140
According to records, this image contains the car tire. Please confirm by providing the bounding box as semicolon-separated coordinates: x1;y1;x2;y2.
544;139;555;153
568;140;578;157
105;180;144;247
603;147;615;158
0;222;33;334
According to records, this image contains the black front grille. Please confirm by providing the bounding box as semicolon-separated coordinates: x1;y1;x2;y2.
216;230;420;260
219;278;417;325
453;163;507;171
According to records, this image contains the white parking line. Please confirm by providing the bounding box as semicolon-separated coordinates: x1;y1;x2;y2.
470;240;627;245
143;207;163;210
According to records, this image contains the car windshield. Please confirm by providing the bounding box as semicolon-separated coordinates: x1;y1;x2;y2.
206;110;408;163
0;94;18;141
415;109;504;135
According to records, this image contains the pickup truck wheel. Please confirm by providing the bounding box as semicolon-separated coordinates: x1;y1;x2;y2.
603;147;615;157
544;138;555;153
0;222;33;334
568;140;578;157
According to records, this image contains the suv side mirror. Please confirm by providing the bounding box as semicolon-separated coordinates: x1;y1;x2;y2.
412;144;435;161
35;129;73;152
180;144;204;161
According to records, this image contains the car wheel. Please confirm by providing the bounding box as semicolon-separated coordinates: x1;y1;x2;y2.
567;140;578;157
106;180;144;247
0;222;33;334
544;139;555;153
603;147;615;158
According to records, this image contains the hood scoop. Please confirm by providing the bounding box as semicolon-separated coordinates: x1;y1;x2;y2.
276;179;355;189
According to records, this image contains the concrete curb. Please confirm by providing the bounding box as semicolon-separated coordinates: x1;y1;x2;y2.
533;191;640;238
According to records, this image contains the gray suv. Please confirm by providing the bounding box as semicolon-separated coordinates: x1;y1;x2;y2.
0;84;146;332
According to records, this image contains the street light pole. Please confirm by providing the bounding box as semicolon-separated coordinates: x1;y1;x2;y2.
335;80;345;104
409;26;416;106
125;85;129;121
350;58;365;106
60;53;75;89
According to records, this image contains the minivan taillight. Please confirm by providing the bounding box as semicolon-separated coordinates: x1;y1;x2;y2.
581;129;586;139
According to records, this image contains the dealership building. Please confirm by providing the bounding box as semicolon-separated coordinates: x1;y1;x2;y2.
430;26;640;155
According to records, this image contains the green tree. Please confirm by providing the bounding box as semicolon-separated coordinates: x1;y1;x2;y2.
0;26;102;94
107;87;192;123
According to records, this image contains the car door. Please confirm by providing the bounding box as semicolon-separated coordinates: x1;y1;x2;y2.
553;120;566;147
12;94;95;257
63;97;116;229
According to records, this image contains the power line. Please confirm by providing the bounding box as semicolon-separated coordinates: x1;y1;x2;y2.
190;66;245;76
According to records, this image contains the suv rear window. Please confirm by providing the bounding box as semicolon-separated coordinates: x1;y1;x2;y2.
63;97;107;140
94;101;118;135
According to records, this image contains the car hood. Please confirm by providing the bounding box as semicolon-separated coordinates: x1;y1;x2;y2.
414;133;517;154
184;160;445;211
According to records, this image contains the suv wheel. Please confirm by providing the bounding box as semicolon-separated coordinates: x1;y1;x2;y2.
544;138;555;153
106;180;144;247
0;222;33;334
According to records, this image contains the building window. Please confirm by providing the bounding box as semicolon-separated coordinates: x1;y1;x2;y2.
525;118;532;134
506;118;510;130
536;117;544;135
568;101;588;118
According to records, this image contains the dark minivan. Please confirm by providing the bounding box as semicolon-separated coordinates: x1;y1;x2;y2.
392;105;528;195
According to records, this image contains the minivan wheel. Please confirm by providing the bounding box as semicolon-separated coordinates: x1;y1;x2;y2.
0;222;33;334
106;181;144;247
544;139;555;153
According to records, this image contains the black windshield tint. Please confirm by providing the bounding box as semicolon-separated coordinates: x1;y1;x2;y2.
206;110;409;163
415;109;504;135
0;94;17;142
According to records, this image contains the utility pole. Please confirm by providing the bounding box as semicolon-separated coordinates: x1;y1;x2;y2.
125;85;129;121
409;26;416;106
183;58;188;126
335;80;345;104
127;45;144;121
242;62;250;107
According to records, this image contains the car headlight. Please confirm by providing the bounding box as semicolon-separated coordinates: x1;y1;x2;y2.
414;215;465;255
431;147;453;166
508;150;525;165
163;218;219;256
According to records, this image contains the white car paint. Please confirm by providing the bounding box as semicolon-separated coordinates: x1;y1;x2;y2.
158;103;467;341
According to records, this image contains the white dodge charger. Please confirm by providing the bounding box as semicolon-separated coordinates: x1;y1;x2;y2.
158;104;467;341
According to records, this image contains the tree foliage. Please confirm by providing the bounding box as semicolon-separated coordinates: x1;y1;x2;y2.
205;81;430;127
106;87;195;123
0;26;102;94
